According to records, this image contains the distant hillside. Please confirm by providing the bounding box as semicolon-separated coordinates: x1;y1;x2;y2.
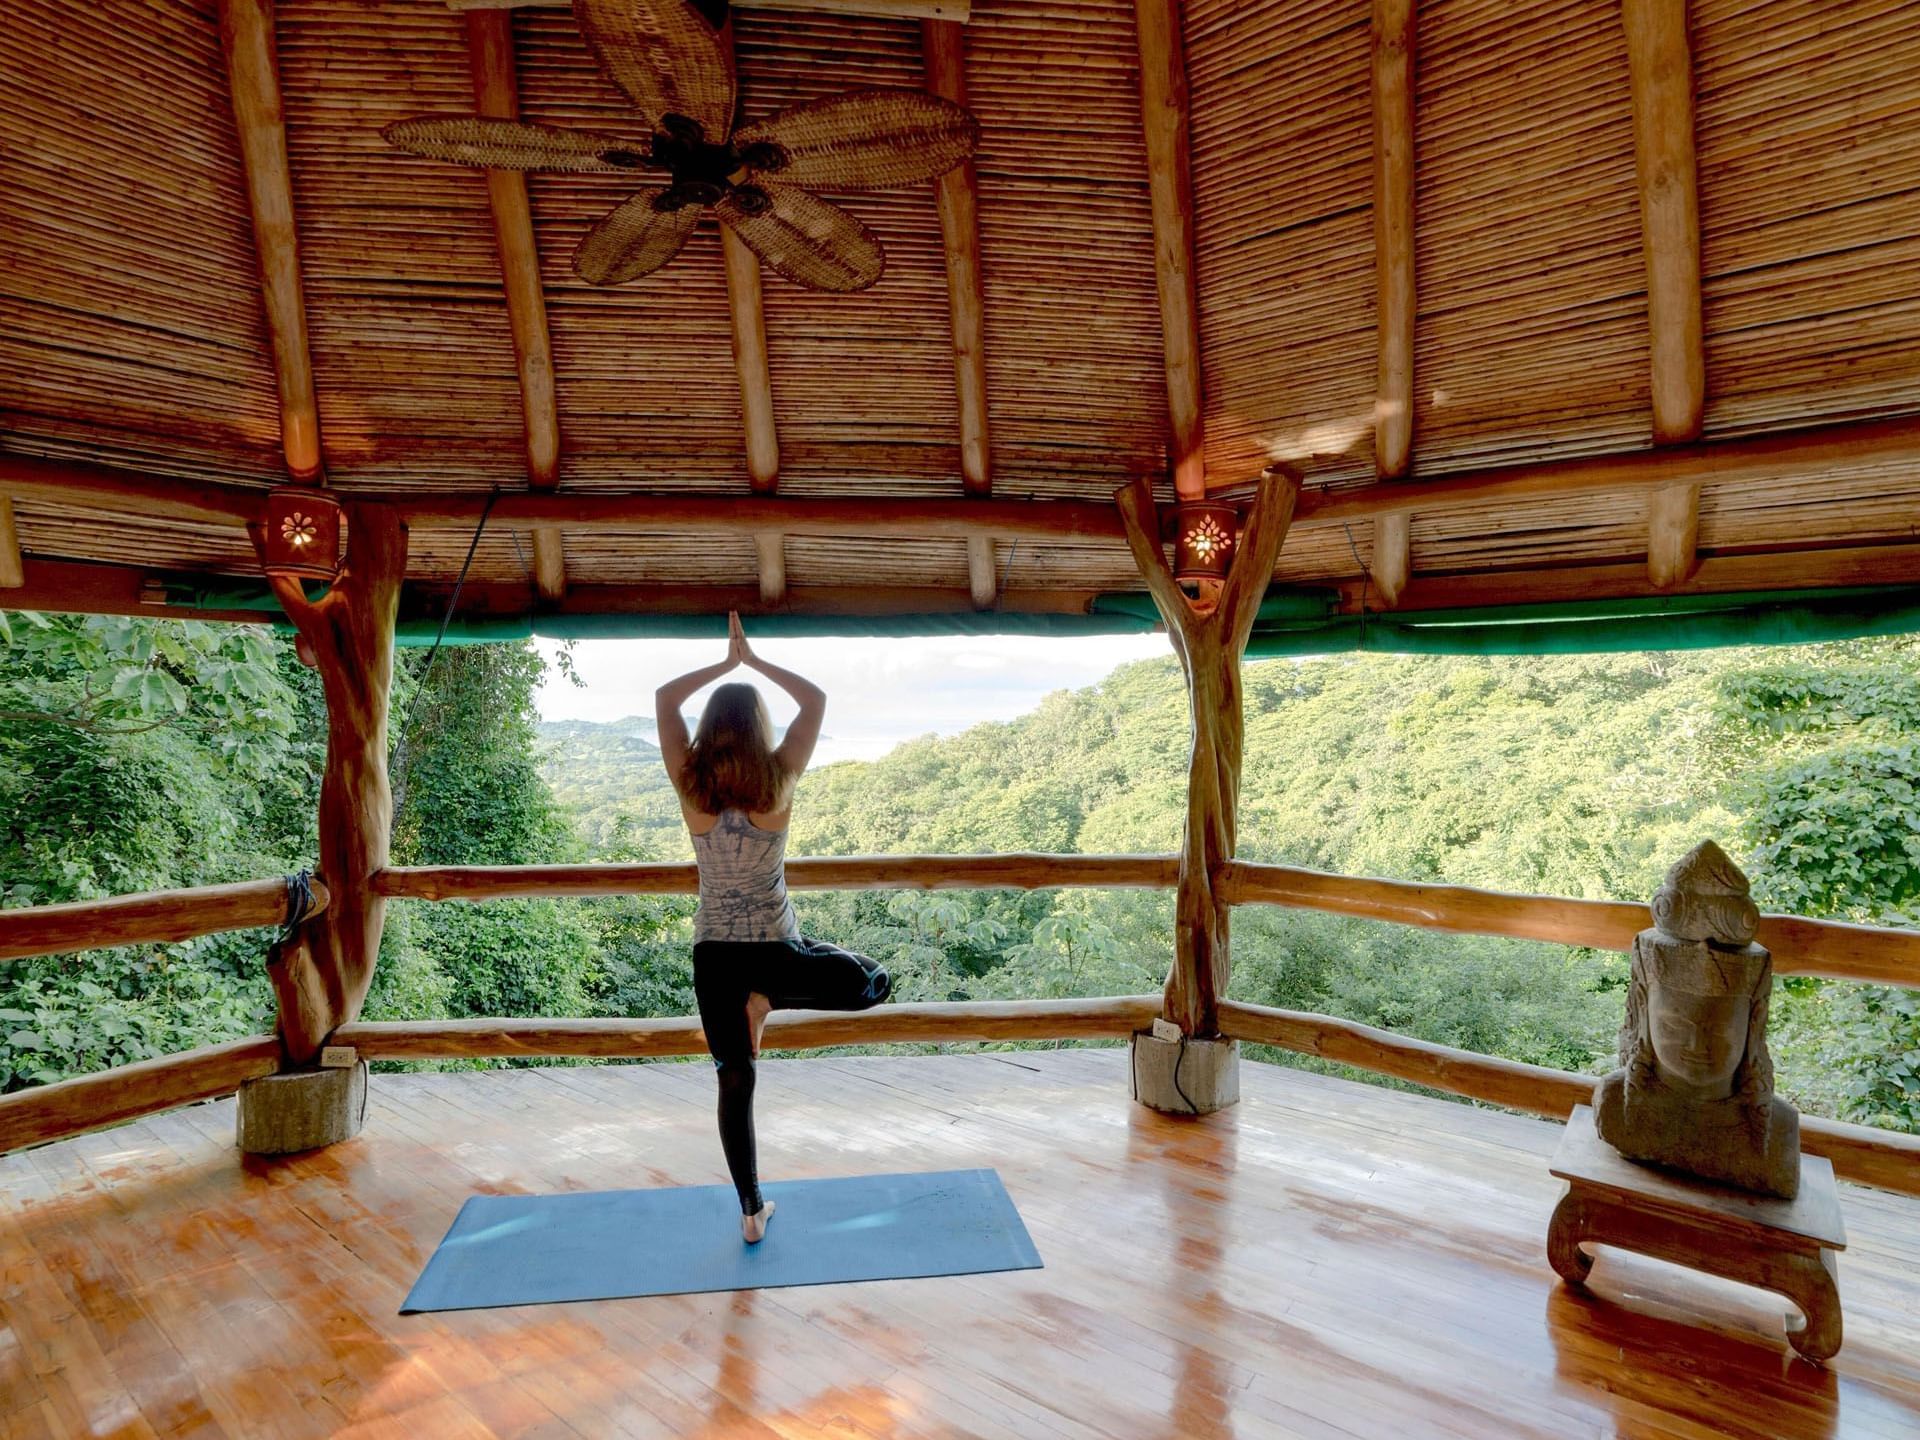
535;716;683;855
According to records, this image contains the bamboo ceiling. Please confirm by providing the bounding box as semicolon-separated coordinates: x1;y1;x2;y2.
3;0;1920;617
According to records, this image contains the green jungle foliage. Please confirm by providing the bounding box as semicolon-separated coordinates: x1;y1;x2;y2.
3;613;1917;1133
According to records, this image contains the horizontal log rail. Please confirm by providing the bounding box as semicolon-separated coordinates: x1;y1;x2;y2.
1220;860;1920;988
373;854;1180;901
0;877;328;964
332;996;1160;1061
1216;999;1920;1199
0;1035;281;1154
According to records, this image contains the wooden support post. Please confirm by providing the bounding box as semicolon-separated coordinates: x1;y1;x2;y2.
1133;0;1207;503
0;496;22;588
467;7;566;602
1370;0;1416;606
219;0;323;483
251;508;407;1063
925;19;999;610
1622;0;1704;586
1116;467;1300;1035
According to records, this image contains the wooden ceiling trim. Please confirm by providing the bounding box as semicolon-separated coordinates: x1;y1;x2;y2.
217;0;322;484
0;497;22;589
446;0;970;19
1623;0;1705;589
1133;0;1207;502
1370;0;1416;607
467;8;566;603
924;18;997;611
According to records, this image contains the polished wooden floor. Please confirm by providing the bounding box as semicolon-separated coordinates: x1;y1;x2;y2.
3;1050;1918;1440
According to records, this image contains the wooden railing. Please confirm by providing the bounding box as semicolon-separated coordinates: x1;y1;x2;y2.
5;856;1920;1200
0;877;328;964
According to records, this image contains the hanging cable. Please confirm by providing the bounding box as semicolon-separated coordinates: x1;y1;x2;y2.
391;487;502;824
1342;522;1374;652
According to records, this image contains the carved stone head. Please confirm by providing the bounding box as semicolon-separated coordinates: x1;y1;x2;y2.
1648;839;1760;946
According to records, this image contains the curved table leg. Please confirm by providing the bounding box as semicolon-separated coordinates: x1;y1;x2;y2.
1779;1249;1843;1364
1547;1188;1594;1288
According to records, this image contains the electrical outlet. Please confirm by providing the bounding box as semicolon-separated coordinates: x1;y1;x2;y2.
319;1045;357;1069
1150;1018;1183;1044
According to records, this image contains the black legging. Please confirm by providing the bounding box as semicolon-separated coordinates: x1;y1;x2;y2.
692;936;892;1214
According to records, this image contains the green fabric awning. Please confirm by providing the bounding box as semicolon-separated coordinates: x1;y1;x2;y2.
174;578;1920;656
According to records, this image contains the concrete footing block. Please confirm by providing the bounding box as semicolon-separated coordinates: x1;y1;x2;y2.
1130;1030;1240;1116
236;1061;368;1155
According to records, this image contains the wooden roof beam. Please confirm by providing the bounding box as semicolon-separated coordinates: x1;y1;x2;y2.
446;0;971;17
1134;0;1207;503
0;497;21;589
219;0;323;484
1623;0;1705;587
1370;0;1416;607
467;9;566;603
14;413;1920;542
925;19;998;611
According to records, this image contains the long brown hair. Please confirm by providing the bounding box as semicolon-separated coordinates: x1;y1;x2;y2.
680;682;790;815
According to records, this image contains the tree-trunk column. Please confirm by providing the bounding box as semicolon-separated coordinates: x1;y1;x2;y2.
1117;468;1299;1036
253;505;407;1063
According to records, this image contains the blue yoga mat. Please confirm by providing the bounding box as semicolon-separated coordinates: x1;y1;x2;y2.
399;1167;1043;1313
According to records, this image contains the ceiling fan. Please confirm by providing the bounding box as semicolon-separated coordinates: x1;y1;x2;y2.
383;0;979;293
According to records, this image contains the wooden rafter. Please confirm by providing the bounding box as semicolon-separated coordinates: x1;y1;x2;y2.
0;497;21;588
466;8;567;603
924;19;998;610
1133;0;1207;502
1370;0;1416;607
1622;0;1705;587
219;0;323;484
446;0;969;16
721;227;787;604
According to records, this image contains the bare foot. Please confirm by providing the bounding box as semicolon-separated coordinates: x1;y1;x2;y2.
746;991;772;1061
742;1200;776;1243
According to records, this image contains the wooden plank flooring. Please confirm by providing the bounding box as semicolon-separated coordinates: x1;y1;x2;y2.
3;1049;1917;1439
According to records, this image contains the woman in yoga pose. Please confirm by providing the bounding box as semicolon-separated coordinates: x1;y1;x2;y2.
657;613;893;1242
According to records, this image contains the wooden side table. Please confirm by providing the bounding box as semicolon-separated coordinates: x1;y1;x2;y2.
1548;1105;1847;1363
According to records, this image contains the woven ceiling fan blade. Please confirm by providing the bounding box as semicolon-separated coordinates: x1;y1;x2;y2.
574;0;735;143
716;183;883;293
382;116;641;173
573;190;700;285
736;90;978;191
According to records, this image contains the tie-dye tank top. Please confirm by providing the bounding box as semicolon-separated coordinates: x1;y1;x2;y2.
690;808;800;943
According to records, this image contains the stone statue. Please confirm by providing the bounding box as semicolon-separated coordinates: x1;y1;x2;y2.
1594;840;1801;1199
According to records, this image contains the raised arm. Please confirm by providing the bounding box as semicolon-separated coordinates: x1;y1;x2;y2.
731;613;826;778
654;637;739;788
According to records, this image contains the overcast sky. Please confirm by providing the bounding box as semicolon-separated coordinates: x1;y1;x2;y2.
535;632;1173;764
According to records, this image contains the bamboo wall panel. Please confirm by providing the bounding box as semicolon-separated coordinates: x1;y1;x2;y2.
1695;0;1920;437
0;1;283;488
1410;0;1649;477
276;1;526;488
7;502;260;580
964;0;1167;497
515;7;745;492
558;530;758;587
1185;0;1376;492
737;13;961;493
